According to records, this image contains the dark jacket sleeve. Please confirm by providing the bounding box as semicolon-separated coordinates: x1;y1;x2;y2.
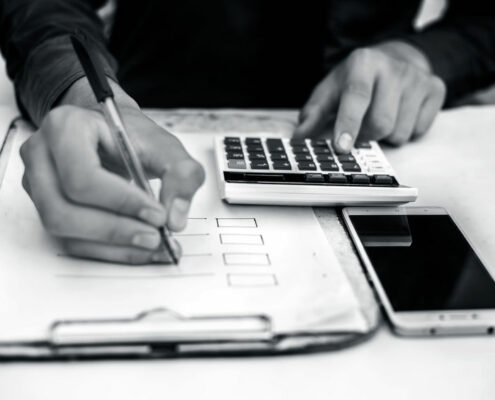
402;0;495;105
0;0;117;125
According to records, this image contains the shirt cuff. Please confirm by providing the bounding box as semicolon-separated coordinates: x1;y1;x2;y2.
16;35;117;126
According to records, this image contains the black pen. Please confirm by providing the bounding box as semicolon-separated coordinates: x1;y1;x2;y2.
71;33;178;265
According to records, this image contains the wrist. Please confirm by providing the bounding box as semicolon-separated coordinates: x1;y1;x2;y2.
57;76;140;112
373;40;432;73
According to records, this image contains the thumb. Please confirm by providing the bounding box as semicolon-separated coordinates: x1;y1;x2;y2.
293;73;339;138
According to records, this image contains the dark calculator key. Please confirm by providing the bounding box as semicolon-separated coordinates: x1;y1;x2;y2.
312;146;331;155
225;144;242;152
355;141;372;149
374;175;394;185
251;160;269;169
246;145;264;152
224;137;241;145
329;173;348;183
310;139;328;147
338;154;356;163
273;161;292;170
316;154;335;162
266;138;283;148
319;162;339;171
351;174;371;184
245;137;261;145
227;160;247;169
341;162;361;172
298;161;317;171
270;152;288;161
248;152;266;160
268;145;285;153
292;146;310;154
290;138;306;146
305;173;324;183
295;154;313;162
226;152;244;160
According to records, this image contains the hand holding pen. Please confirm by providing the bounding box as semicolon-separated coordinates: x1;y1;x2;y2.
19;34;204;264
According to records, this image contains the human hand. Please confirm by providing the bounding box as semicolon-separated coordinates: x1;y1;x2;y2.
20;100;205;264
293;41;446;152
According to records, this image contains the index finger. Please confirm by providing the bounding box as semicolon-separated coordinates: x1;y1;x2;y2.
333;69;375;154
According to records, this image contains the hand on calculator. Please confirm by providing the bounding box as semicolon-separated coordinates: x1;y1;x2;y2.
293;41;446;153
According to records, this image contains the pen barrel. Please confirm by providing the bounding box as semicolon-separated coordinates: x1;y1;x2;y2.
101;98;154;196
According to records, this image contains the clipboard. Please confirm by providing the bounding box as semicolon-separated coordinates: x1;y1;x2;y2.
0;117;380;361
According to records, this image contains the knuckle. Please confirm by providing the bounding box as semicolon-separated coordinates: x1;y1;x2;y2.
343;80;372;99
62;172;92;202
41;207;67;237
191;161;206;188
349;48;375;65
105;220;123;245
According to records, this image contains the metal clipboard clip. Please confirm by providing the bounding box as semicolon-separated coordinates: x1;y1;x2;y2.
49;308;272;348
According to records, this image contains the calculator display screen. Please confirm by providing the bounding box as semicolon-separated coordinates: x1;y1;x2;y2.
350;214;495;311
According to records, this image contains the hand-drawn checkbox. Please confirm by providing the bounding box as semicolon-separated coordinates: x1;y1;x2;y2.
223;253;270;266
216;218;257;228
227;274;277;287
220;234;264;245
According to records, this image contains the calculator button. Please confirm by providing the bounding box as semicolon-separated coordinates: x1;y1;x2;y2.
338;154;356;163
290;138;306;146
292;146;310;154
298;161;317;170
316;154;335;162
268;145;285;153
329;173;348;183
273;161;291;170
312;146;331;155
295;154;313;162
226;152;245;160
355;141;372;149
266;138;283;148
245;137;261;145
248;152;266;160
246;145;264;152
225;144;242;152
270;152;288;161
305;173;324;183
251;160;269;169
374;175;394;185
311;139;328;147
351;174;371;184
319;162;339;171
341;162;361;172
224;137;241;145
227;160;247;169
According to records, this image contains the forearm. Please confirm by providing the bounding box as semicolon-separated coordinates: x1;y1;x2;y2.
0;0;116;124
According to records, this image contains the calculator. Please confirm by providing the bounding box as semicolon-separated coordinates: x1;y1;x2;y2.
214;135;418;206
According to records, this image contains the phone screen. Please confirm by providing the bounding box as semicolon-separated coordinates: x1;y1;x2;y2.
350;213;495;311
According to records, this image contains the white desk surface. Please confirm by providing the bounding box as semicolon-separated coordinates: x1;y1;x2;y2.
1;106;494;400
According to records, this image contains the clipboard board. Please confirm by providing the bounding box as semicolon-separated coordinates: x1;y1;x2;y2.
0;117;380;361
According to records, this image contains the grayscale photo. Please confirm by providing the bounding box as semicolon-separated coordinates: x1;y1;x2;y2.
0;0;494;399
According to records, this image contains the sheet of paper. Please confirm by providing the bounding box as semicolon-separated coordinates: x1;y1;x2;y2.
0;125;367;343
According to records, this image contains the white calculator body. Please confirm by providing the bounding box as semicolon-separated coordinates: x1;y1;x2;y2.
214;135;418;206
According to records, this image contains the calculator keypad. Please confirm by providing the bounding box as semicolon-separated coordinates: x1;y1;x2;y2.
221;136;398;186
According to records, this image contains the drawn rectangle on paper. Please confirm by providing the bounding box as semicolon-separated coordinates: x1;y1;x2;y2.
223;253;270;266
220;234;263;245
228;274;277;287
216;218;257;228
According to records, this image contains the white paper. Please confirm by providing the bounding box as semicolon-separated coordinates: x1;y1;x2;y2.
0;125;367;343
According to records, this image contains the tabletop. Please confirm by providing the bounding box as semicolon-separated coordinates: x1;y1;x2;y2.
0;106;494;400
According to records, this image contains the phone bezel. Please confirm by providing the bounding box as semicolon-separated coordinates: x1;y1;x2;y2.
342;206;495;336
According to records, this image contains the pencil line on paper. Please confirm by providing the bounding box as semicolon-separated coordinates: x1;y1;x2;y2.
55;272;216;280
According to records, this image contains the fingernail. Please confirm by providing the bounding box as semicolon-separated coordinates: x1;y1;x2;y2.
151;251;172;264
337;132;353;153
169;198;191;231
139;208;167;227
132;232;161;250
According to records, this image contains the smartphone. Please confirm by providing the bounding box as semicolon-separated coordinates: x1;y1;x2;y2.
343;207;495;336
